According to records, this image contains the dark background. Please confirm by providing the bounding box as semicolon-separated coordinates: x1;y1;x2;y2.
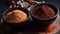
0;0;60;18
0;0;60;34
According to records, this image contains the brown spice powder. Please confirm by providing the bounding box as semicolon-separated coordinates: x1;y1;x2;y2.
32;5;55;19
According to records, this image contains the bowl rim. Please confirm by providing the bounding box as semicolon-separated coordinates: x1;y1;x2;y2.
2;7;30;23
30;3;59;20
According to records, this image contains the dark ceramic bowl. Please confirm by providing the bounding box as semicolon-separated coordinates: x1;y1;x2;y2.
2;7;30;29
30;3;59;26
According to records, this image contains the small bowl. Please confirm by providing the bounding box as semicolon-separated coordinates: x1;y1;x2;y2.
30;3;59;26
2;7;30;29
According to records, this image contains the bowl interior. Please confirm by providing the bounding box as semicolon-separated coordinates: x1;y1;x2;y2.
31;3;58;20
3;7;29;23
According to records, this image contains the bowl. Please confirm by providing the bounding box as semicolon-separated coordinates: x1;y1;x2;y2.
2;7;30;29
30;3;59;27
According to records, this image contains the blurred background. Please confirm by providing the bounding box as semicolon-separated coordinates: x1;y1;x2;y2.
0;0;60;34
0;0;60;16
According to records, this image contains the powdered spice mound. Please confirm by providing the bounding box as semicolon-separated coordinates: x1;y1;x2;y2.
32;5;55;19
4;10;27;23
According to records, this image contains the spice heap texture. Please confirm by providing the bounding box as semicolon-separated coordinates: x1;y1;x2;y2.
32;5;55;19
4;10;27;23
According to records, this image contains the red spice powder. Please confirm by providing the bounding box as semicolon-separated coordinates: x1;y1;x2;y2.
32;5;55;19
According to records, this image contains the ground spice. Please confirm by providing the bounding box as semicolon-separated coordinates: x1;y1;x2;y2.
32;5;55;19
4;10;27;23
